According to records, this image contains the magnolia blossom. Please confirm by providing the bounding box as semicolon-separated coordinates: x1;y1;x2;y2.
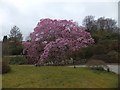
23;18;94;64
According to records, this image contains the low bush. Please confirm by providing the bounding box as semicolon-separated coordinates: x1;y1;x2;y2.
9;55;27;65
91;54;108;62
91;51;119;63
86;59;109;71
92;44;108;55
107;50;119;63
2;60;11;74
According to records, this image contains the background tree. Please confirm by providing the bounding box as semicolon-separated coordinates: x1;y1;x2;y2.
8;25;23;55
96;17;106;31
105;18;117;32
83;15;118;33
82;15;119;63
97;17;117;32
82;15;97;32
9;25;23;42
23;16;119;65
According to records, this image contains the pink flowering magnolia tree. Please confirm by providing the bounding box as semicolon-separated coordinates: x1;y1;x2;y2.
23;18;94;65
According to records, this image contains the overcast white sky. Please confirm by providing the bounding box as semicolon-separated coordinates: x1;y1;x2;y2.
0;0;119;41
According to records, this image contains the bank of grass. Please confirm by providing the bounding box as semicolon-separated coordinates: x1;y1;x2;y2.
2;65;118;88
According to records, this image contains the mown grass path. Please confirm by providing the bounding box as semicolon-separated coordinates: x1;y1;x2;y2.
2;65;118;88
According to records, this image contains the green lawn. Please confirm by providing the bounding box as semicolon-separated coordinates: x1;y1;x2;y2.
2;65;118;88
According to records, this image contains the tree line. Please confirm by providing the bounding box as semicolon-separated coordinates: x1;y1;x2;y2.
2;15;120;64
2;26;23;56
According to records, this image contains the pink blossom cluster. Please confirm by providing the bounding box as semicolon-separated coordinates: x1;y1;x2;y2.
23;18;94;64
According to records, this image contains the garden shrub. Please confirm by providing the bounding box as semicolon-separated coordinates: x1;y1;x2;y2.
2;59;11;74
98;40;118;52
91;54;109;62
71;46;93;64
9;55;27;65
80;46;94;59
92;44;108;55
91;33;100;43
91;51;119;63
100;32;120;41
86;59;109;71
9;42;23;55
107;50;119;63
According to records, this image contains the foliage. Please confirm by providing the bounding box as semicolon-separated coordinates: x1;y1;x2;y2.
92;44;108;55
2;65;118;88
81;46;94;59
2;42;9;56
71;46;93;64
97;17;117;32
107;51;119;63
2;26;23;55
90;50;119;63
9;55;27;65
23;18;94;65
2;58;11;74
83;15;118;32
86;59;108;71
2;41;23;55
3;16;117;64
8;26;23;55
100;32;120;41
8;42;23;55
82;15;96;32
91;55;108;62
85;38;119;63
91;33;100;43
9;25;23;42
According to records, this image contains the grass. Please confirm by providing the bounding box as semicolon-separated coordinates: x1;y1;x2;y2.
2;65;118;88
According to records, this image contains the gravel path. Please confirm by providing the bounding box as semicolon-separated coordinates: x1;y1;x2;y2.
108;65;119;74
68;65;119;74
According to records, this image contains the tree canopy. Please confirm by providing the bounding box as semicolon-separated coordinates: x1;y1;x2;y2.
23;18;94;65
